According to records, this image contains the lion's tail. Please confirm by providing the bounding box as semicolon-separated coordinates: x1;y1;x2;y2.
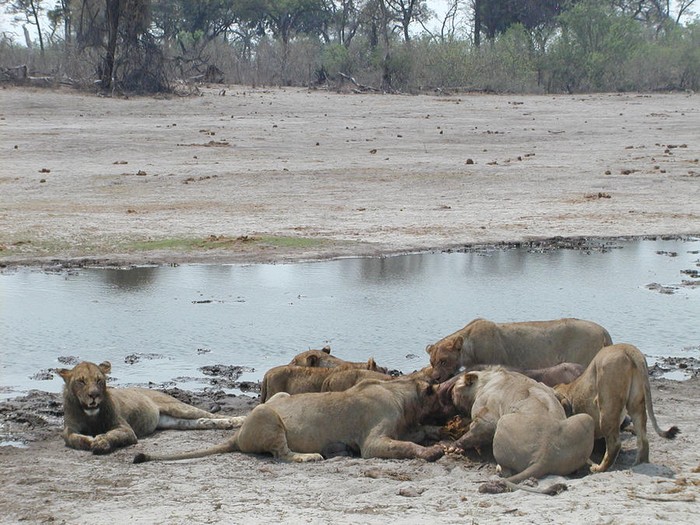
634;346;680;440
133;433;240;463
501;465;568;496
643;375;680;439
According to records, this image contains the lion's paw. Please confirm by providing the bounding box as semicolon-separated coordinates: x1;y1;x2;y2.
589;463;604;473
73;435;94;451
292;453;324;463
420;445;445;462
91;436;113;455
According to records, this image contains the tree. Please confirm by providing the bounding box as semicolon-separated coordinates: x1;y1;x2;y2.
609;0;697;32
238;0;329;84
46;0;73;47
474;0;568;44
384;0;429;42
151;0;241;48
321;0;363;46
151;0;247;76
69;0;153;90
2;0;47;55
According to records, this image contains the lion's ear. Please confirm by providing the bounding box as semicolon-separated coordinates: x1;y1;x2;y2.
307;355;319;367
367;357;377;371
425;344;433;355
451;336;464;352
57;368;72;383
463;372;478;387
554;390;573;416
98;361;112;375
560;398;573;417
321;345;331;354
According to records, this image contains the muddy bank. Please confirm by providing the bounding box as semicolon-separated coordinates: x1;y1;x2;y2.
2;353;698;450
1;374;698;525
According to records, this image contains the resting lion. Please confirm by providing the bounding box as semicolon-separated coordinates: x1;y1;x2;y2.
321;368;393;392
554;343;679;472
427;317;612;381
290;345;387;372
59;361;245;454
261;360;384;402
439;367;595;485
466;362;585;388
134;377;445;464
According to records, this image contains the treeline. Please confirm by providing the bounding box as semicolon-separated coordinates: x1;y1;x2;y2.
1;0;698;93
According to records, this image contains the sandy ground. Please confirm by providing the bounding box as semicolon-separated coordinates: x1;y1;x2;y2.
1;86;700;524
1;378;698;524
1;86;699;265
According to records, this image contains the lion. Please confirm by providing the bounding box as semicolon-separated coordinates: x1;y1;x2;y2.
522;362;585;387
133;376;445;464
466;362;585;388
58;361;246;454
438;367;595;486
321;368;393;392
427;317;612;381
554;343;679;473
290;345;387;372
260;362;377;401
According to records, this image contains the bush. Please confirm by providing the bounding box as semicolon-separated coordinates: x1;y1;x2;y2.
1;1;698;95
544;1;645;92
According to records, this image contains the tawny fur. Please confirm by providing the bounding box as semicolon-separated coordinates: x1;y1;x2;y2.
439;367;595;484
290;346;386;372
554;343;679;472
59;361;244;454
427;317;612;381
134;377;445;464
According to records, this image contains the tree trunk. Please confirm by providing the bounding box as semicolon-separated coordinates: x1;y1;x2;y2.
29;0;45;57
473;0;481;48
102;0;121;90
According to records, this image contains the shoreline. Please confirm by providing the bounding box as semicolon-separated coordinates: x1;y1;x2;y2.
3;232;699;271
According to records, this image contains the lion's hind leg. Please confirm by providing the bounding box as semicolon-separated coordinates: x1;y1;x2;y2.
150;392;247;429
236;404;323;463
627;384;650;465
591;373;627;473
157;414;247;430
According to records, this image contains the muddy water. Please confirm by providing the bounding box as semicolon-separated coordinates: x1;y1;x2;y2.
1;238;698;399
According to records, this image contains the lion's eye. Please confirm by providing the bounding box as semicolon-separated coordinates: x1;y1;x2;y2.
75;379;85;386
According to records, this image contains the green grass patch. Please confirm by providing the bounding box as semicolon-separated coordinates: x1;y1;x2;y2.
257;236;324;249
125;235;325;252
125;238;204;251
0;234;327;261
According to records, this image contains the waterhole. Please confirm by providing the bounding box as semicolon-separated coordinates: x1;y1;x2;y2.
1;237;698;399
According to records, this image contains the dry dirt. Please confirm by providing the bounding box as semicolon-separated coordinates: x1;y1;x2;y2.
1;86;698;266
1;86;699;524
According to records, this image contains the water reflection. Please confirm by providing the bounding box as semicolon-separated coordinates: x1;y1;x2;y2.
354;255;428;283
101;266;159;291
0;238;698;399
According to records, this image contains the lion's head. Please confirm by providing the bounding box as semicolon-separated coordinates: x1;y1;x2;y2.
58;361;111;417
426;335;463;382
436;371;479;417
289;346;340;367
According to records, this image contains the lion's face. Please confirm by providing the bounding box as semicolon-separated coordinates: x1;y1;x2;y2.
58;361;111;416
426;336;463;382
289;347;338;368
450;372;479;415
